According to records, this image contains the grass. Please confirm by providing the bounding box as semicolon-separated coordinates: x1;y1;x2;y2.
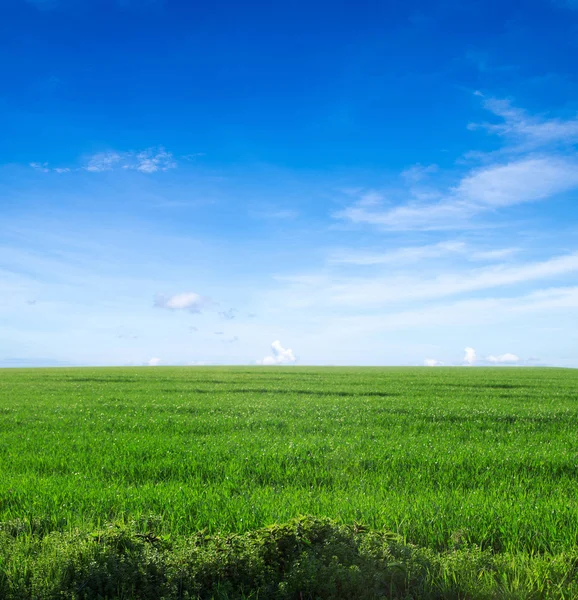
1;366;578;598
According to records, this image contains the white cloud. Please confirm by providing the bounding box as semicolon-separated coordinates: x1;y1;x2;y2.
486;353;520;363
329;241;466;265
427;352;519;367
471;248;518;261
335;96;578;231
275;252;578;309
252;208;300;220
30;148;177;174
30;162;50;173
401;163;439;183
147;357;161;366
154;292;215;313
455;157;578;207
85;152;123;172
326;286;578;335
470;95;578;151
257;340;297;365
131;148;176;173
335;157;578;230
329;242;520;266
86;148;176;173
29;161;71;174
464;347;477;365
334;195;475;231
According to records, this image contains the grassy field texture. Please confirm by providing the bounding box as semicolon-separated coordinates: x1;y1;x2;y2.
1;366;578;598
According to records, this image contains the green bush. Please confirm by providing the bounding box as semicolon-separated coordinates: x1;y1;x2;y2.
2;516;578;599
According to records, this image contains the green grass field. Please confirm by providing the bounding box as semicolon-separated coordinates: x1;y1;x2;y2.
1;366;578;599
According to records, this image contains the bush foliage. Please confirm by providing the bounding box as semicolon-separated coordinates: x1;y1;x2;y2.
2;515;578;599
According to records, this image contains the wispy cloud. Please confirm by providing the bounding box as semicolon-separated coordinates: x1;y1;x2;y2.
335;97;578;231
30;162;71;174
334;196;475;231
329;241;467;265
329;242;521;268
470;94;578;151
486;352;519;363
147;357;161;366
318;286;578;335
426;350;520;366
85;148;176;173
30;147;176;174
471;248;519;261
154;292;215;313
251;208;300;220
401;163;439;183
335;157;578;230
455;157;578;207
275;252;578;309
29;162;50;173
84;152;124;173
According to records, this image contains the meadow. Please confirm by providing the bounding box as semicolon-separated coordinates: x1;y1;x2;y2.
1;366;578;599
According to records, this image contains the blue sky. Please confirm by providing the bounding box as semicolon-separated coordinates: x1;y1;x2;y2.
1;0;578;367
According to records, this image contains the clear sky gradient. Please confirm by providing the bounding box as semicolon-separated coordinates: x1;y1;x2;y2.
1;0;577;367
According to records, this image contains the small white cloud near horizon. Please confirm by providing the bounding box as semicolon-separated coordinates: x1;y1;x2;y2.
424;358;443;366
486;353;520;363
154;292;215;313
257;340;297;365
147;357;161;366
464;347;477;365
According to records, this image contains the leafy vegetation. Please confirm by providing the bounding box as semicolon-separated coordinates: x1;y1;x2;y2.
1;366;578;597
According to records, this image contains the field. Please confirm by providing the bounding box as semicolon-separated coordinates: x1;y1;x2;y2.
1;366;578;599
